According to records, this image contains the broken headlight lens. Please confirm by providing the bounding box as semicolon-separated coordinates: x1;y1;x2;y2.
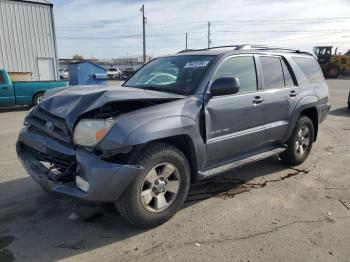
73;118;114;147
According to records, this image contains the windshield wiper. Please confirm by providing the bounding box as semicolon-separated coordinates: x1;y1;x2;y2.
142;86;181;95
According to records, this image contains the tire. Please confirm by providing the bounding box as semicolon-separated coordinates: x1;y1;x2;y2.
32;92;44;106
116;142;191;228
325;65;340;78
280;116;314;166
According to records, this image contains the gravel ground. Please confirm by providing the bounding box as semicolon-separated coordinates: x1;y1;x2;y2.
0;80;349;262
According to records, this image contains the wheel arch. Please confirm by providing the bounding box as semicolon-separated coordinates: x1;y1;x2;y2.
284;97;319;143
32;90;45;105
300;107;319;141
144;135;199;183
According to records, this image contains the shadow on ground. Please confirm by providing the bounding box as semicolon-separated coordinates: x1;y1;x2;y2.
329;107;349;117
0;106;29;113
0;156;307;261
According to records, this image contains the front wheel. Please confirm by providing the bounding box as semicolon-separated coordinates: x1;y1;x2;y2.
116;142;190;228
280;116;314;166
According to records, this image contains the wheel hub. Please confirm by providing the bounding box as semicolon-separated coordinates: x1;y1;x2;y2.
153;178;166;194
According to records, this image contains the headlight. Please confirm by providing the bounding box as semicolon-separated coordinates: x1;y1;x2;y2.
73;118;114;147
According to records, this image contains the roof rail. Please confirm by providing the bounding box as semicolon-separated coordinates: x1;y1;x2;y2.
178;44;313;56
238;44;304;53
178;45;241;53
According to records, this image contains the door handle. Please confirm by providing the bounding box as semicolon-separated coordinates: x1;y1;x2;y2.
252;96;264;104
289;90;297;97
2;86;8;90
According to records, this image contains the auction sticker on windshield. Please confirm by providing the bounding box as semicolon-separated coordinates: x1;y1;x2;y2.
184;61;210;68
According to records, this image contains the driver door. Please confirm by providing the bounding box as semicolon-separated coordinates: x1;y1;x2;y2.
205;55;266;163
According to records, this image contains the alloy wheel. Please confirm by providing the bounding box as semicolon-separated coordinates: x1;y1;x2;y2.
295;126;310;156
140;163;181;212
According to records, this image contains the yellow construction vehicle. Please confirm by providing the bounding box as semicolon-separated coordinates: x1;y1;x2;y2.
313;46;350;78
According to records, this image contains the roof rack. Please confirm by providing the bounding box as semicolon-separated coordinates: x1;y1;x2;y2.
178;45;241;53
178;44;313;56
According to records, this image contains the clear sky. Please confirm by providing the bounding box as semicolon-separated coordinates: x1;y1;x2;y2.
50;0;350;59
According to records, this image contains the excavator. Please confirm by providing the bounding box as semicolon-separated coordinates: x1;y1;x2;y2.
313;46;350;78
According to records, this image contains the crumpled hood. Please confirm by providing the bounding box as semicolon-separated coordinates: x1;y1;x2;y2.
39;84;185;131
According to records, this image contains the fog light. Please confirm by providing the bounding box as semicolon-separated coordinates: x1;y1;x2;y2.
76;175;89;192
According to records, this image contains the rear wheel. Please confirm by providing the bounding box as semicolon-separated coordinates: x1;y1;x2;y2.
116;142;190;228
325;65;340;78
32;92;44;106
280;116;314;166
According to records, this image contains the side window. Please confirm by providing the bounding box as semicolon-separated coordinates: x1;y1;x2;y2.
260;56;284;89
212;56;257;93
0;72;5;84
281;59;294;86
292;57;324;83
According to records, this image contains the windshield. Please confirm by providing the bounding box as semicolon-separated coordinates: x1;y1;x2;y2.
124;55;215;95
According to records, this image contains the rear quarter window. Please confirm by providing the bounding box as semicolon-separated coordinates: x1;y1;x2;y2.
292;57;324;83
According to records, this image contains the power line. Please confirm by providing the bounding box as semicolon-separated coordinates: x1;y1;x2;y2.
57;29;350;40
56;17;350;30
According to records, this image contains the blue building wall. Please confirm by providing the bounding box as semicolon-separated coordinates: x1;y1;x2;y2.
68;61;107;86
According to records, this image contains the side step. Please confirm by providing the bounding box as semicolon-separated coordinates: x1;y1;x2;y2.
198;146;286;179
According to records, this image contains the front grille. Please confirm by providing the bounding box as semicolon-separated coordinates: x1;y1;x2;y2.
22;143;76;181
26;107;71;144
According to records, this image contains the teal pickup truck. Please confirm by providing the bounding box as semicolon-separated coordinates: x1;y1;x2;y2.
0;69;68;107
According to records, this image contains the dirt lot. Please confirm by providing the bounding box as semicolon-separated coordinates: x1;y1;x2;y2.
0;80;349;262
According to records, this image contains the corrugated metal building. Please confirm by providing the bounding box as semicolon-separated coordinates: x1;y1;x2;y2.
0;0;58;81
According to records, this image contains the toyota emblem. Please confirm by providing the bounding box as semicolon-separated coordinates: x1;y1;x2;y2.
45;121;54;132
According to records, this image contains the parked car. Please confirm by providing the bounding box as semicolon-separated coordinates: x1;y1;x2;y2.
0;69;68;107
17;45;330;227
107;67;123;80
121;67;136;80
59;68;69;80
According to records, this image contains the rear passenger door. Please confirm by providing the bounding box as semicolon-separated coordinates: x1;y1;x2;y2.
257;55;299;143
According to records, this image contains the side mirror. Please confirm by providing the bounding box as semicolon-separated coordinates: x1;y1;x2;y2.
210;77;240;96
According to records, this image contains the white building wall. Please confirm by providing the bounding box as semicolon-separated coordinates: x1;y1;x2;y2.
0;0;57;80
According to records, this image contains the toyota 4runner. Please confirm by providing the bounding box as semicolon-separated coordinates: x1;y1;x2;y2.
17;45;330;227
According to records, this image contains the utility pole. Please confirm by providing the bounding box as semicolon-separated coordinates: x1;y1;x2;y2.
141;5;146;64
185;33;188;50
207;21;211;49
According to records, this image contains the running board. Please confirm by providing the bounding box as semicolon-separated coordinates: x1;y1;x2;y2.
198;147;286;179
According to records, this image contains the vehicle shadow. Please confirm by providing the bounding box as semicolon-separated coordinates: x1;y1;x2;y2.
0;106;29;113
0;156;296;261
329;107;349;117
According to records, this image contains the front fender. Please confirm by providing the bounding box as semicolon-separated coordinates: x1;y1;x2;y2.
124;116;195;145
282;95;319;142
125;116;207;169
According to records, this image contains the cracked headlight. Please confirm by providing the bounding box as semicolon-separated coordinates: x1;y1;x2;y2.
73;118;114;147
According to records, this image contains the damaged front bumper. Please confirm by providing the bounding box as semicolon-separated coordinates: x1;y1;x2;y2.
16;127;143;202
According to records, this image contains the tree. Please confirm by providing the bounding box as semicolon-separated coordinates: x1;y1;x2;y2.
72;54;84;60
